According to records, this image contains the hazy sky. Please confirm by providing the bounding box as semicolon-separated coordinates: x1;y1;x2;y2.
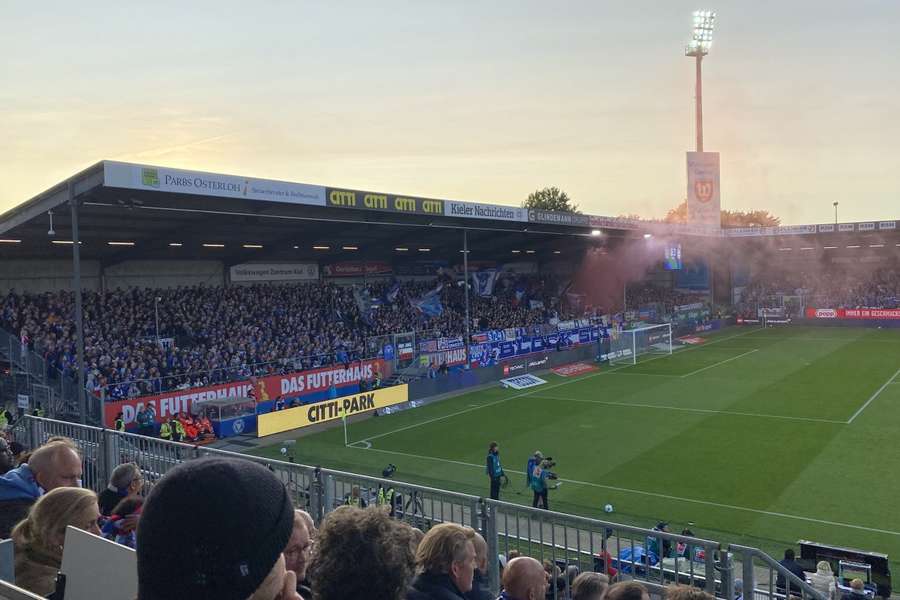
3;1;899;225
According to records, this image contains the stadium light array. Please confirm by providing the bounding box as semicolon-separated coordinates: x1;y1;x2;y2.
417;248;431;252
108;241;135;246
202;243;225;248
0;239;22;243
395;247;409;252
643;233;653;239
342;245;358;251
686;10;716;56
591;229;601;236
242;244;263;249
313;245;330;250
169;242;183;247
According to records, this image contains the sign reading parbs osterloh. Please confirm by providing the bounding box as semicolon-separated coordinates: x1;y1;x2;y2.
257;384;409;436
326;188;444;216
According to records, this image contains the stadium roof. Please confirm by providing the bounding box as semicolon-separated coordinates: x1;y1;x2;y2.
0;161;897;267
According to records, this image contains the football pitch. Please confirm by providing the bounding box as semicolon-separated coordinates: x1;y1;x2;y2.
250;325;900;566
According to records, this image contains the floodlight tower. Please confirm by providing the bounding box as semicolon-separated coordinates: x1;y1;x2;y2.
685;10;716;152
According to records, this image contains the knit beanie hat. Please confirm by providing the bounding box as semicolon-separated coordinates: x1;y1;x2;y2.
137;457;294;600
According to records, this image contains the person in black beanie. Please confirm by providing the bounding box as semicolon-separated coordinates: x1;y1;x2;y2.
136;457;299;600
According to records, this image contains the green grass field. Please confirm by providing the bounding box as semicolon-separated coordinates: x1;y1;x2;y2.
250;325;900;567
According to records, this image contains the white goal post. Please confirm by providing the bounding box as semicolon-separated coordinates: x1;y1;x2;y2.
608;323;673;366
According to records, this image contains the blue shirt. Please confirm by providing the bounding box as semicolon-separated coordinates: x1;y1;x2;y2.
486;452;503;478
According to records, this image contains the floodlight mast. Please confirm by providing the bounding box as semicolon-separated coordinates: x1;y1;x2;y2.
685;10;716;152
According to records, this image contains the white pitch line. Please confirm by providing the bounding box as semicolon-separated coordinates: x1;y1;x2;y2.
348;445;900;537
531;395;846;424
358;327;768;444
847;367;900;424
680;349;759;378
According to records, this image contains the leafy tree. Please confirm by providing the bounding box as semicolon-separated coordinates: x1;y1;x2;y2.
523;187;579;213
663;200;780;227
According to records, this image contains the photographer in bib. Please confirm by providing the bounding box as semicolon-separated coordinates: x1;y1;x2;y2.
529;457;559;510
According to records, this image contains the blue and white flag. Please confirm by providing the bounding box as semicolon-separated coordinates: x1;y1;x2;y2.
412;283;444;318
386;282;401;304
471;269;499;297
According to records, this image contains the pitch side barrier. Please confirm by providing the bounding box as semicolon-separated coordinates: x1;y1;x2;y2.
18;416;824;600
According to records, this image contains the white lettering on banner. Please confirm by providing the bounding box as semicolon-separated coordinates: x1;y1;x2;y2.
839;223;855;232
879;221;897;230
230;263;319;282
444;200;526;222
500;374;547;390
815;309;837;318
859;222;876;231
817;224;835;233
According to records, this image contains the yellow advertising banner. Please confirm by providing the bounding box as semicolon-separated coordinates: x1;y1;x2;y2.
257;384;408;437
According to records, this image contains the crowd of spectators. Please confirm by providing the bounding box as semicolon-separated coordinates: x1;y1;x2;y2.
1;274;575;399
0;434;734;600
736;264;900;316
624;284;707;314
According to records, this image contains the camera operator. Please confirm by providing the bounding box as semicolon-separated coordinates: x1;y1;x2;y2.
529;457;558;510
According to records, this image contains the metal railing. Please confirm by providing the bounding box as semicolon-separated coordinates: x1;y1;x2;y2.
10;415;831;600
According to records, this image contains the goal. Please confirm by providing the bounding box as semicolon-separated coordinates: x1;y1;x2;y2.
608;323;673;366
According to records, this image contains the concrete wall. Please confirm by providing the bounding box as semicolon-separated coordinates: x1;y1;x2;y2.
0;260;224;294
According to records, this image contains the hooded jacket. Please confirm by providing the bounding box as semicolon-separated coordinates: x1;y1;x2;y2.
0;464;41;538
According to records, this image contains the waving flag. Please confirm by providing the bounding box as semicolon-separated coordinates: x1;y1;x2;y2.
471;270;499;297
412;283;444;318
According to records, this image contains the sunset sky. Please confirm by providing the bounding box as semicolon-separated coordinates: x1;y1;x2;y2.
3;1;899;225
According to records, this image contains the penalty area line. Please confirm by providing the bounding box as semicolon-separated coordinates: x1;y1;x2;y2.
680;349;759;378
847;366;900;424
347;444;900;537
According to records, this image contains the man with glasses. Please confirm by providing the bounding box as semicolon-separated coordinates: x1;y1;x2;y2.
98;462;144;516
284;510;314;599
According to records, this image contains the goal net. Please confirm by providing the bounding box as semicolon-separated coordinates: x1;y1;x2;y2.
608;323;673;366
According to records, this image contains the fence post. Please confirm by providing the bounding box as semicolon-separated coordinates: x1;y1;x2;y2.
704;544;718;595
740;547;755;600
718;549;734;600
484;501;500;595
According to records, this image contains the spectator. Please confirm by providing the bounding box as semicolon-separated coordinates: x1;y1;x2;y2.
572;572;610;600
808;561;838;600
295;508;317;540
463;529;492;600
733;580;743;600
135;405;155;437
0;440;83;538
136;456;297;600
98;462;143;516
498;556;548;600
666;586;715;600
101;496;143;549
285;511;312;600
12;487;101;597
776;548;807;596
407;522;477;600
646;522;672;561
0;436;15;475
842;579;868;600
308;506;415;600
605;582;650;600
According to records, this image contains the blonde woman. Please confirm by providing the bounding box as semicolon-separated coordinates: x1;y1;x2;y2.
808;561;838;600
11;487;101;597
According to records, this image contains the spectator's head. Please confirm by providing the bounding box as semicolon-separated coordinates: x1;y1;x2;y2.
572;572;610;600
605;581;650;600
783;549;795;561
0;436;14;474
415;523;477;593
816;561;833;575
28;441;82;492
850;579;865;593
295;508;316;539
733;580;743;599
488;441;499;454
666;586;715;600
284;510;312;581
464;528;489;574
137;457;294;600
501;556;548;600
307;506;415;600
12;487;100;559
108;462;143;496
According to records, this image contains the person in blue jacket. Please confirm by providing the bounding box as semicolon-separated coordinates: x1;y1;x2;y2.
485;441;505;500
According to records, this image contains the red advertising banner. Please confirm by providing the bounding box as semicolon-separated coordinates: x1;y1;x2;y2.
104;359;385;427
805;308;900;320
322;261;392;277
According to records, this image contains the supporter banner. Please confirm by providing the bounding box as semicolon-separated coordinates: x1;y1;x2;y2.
322;261;392;277
469;325;604;367
103;359;386;427
103;161;326;206
551;362;598;377
686;152;721;228
326;188;444;216
230;263;319;282
528;210;591;227
258;385;408;436
805;308;900;320
420;347;468;368
444;200;527;222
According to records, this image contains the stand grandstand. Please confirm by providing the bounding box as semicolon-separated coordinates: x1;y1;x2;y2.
2;162;900;599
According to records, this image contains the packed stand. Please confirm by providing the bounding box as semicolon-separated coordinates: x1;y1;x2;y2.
624;284;707;315
1;274;576;399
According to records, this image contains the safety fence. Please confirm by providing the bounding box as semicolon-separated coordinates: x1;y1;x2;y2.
15;415;825;600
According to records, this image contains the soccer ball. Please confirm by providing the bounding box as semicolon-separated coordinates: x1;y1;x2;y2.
604;504;614;513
